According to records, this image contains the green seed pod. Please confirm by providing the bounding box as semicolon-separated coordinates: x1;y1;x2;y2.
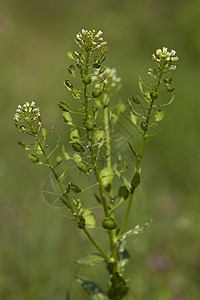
63;111;73;125
71;141;85;152
85;119;96;131
99;66;106;74
28;153;39;164
68;64;75;76
93;130;105;144
131;172;141;191
92;89;102;98
41;128;47;138
58;101;70;112
167;86;175;92
82;75;91;85
56;155;62;164
69;182;82;193
76;160;91;174
102;217;118;230
150;91;158;100
119;185;129;200
64;79;73;91
70;128;80;140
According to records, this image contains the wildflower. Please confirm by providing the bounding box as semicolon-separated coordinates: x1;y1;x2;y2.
152;47;179;71
74;29;108;53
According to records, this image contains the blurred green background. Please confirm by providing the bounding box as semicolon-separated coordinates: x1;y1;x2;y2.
1;0;200;299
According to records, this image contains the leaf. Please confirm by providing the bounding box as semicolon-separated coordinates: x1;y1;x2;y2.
83;209;96;228
75;254;105;266
75;275;108;300
120;219;153;241
155;110;164;122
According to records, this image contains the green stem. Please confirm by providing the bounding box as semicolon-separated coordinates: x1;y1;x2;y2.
83;52;118;272
117;65;164;240
35;134;110;262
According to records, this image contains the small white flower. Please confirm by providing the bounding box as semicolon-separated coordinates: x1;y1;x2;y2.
81;29;86;35
169;65;177;70
171;49;176;56
16;109;21;113
25;117;29;121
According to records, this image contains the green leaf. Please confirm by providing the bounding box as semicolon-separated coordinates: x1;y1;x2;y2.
83;209;96;228
75;275;108;300
75;253;104;266
155;110;164;122
120;219;153;241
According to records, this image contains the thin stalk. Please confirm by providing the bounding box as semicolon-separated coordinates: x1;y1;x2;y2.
35;133;110;262
117;65;165;240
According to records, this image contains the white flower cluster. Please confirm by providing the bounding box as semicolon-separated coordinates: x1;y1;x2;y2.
75;29;107;52
152;47;179;70
14;101;40;125
91;67;121;93
104;68;121;88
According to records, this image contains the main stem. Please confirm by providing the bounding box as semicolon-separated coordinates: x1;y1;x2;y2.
84;52;118;271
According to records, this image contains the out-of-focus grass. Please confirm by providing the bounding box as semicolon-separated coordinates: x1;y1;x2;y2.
1;0;200;299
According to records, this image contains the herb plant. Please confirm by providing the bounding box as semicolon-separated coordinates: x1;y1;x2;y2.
14;29;179;299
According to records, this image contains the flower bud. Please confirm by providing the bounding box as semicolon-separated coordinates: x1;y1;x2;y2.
76;160;91;173
102;217;118;230
82;75;91;85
